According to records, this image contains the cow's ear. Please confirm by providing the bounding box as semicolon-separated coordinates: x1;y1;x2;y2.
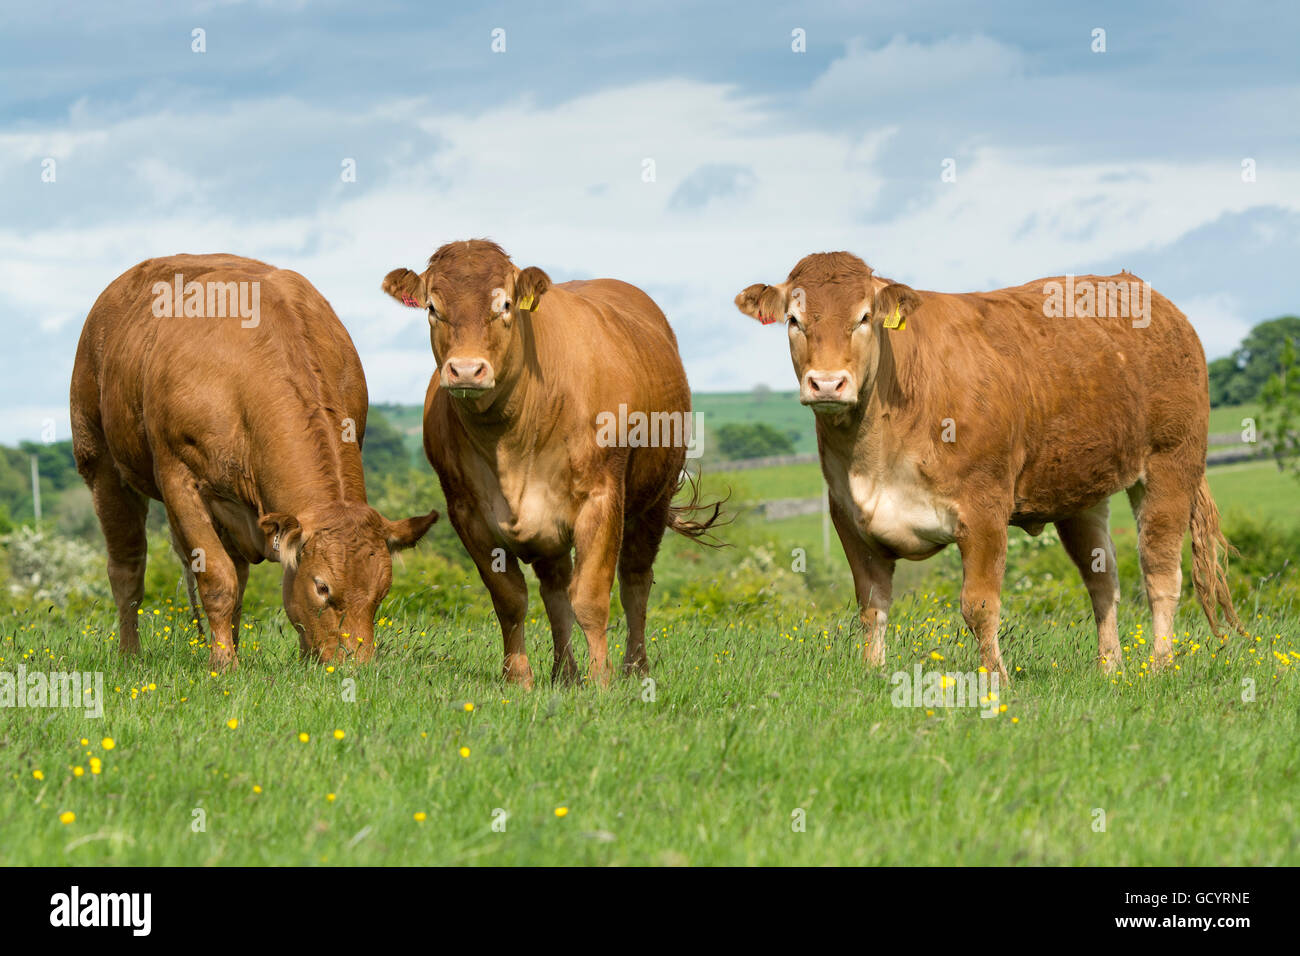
512;266;550;313
872;283;922;329
385;508;439;552
734;283;789;325
259;513;305;568
382;268;426;309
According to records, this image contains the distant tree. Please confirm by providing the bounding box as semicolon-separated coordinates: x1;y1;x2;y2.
1207;356;1236;407
1208;316;1300;406
715;422;796;461
752;383;772;404
1260;335;1300;483
362;411;412;485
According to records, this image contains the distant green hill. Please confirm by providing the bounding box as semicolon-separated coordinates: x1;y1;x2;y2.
376;395;1262;467
373;391;818;465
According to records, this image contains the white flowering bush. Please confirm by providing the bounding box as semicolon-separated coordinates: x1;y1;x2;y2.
1;526;108;606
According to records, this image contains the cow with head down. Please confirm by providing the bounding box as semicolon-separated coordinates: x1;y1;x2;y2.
71;254;438;670
736;251;1242;682
383;239;722;689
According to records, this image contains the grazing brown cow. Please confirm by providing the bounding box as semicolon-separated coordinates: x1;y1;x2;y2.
383;239;720;688
71;254;437;670
735;252;1242;681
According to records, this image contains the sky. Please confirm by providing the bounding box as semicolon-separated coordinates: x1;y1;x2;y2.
2;0;1298;445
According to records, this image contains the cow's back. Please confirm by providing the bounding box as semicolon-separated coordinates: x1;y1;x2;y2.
550;278;689;408
877;274;1208;519
71;255;367;497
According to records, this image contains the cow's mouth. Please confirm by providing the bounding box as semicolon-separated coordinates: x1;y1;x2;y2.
447;384;493;399
805;398;856;414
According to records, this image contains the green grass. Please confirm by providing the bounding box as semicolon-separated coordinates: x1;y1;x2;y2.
693;391;815;455
4;408;1296;866
3;592;1297;865
1208;403;1260;437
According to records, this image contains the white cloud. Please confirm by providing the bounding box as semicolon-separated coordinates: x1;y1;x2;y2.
1178;293;1255;362
810;33;1027;103
2;43;1299;444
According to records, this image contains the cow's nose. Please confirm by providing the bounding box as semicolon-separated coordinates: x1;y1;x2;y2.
807;373;848;398
444;358;493;388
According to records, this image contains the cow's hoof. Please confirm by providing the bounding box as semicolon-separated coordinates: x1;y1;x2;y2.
504;659;535;690
208;654;238;673
621;658;649;679
553;664;580;686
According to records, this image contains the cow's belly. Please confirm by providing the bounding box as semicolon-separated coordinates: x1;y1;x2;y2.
845;471;958;559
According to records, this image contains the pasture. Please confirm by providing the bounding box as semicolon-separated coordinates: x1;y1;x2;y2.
2;429;1297;865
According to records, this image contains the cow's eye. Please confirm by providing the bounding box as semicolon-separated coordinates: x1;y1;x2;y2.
314;578;331;598
787;315;803;331
502;300;511;312
858;312;871;325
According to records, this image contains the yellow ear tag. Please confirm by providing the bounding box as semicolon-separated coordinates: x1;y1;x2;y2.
518;294;535;312
882;304;905;330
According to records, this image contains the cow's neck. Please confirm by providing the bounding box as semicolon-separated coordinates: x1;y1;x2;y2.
816;385;912;482
447;363;559;461
252;406;369;518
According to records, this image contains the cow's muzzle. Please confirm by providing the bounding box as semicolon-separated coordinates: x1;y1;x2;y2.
801;370;857;412
442;357;495;394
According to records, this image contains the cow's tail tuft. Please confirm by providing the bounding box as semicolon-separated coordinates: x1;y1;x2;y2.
1189;475;1245;637
667;468;731;548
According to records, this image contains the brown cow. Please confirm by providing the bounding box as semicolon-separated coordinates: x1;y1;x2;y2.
383;239;720;688
71;254;437;670
735;252;1242;681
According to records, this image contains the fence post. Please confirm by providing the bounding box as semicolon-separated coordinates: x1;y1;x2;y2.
31;454;41;522
822;487;830;562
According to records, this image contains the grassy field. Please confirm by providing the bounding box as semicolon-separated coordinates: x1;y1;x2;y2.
3;596;1297;865
3;398;1294;866
2;450;1298;865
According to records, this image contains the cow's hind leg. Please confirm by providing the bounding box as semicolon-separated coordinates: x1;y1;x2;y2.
617;495;672;678
1127;460;1195;667
534;554;579;685
83;454;150;655
230;552;250;647
570;483;624;687
171;531;205;638
1056;501;1121;672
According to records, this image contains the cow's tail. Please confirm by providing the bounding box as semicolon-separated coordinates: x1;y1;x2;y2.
667;468;731;547
1189;475;1245;637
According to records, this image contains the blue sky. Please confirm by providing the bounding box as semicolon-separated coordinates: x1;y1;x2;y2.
2;0;1298;444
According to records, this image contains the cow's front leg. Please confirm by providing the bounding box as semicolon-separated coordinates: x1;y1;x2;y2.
157;465;241;672
956;522;1011;684
534;553;580;685
448;503;533;688
830;497;895;667
570;484;624;687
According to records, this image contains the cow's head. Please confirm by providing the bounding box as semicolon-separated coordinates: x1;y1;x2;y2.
734;252;920;414
383;239;550;407
259;504;437;662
